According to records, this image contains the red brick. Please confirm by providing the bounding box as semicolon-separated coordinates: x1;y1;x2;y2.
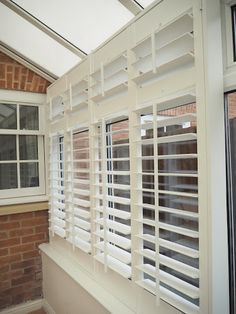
22;233;45;244
34;210;48;217
0;281;11;291
0;222;20;230
22;250;40;260
11;274;34;286
9;228;34;237
10;244;35;254
10;212;33;221
0;265;9;273
0;238;20;248
35;225;48;233
11;259;35;270
0;254;21;267
0;216;8;223
0;232;7;240
0;248;8;257
21;218;47;227
0;270;23;281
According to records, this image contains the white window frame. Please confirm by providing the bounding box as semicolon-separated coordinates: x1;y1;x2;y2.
0;90;47;206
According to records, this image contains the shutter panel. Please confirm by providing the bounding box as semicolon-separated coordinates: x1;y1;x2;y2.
134;97;199;313
66;129;91;253
94;119;131;278
49;134;66;238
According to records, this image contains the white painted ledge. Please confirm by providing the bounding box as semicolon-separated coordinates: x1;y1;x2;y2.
0;299;43;314
39;243;135;314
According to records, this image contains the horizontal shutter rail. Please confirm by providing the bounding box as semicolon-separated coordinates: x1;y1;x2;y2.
51;192;65;200
95;242;131;264
157;113;196;128
68;207;90;219
69;178;89;185
73;159;90;162
68;226;91;241
135;138;154;145
135;248;155;261
133;122;153;130
67;217;90;231
95;253;131;278
136;187;155;193
159;222;199;238
96;170;130;176
159;238;199;258
158;189;198;198
136;203;155;210
136;218;155;227
136;234;155;244
95;157;130;162
49;209;66;219
95;195;130;205
66;169;90;174
159;270;199;299
94;207;131;220
95;218;131;235
157;133;197;144
136;279;156;295
160;286;199;314
69;198;90;208
158;172;198;178
50;217;66;228
94;183;130;190
67;236;91;253
95;230;131;250
135;172;155;176
158;154;198;160
159;254;199;279
159;206;198;219
136;263;155;278
50;226;66;238
51;201;65;210
73;188;90;196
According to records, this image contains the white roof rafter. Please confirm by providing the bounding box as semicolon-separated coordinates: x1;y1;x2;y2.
0;0;87;59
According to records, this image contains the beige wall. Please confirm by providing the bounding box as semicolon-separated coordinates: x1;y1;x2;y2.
42;253;110;314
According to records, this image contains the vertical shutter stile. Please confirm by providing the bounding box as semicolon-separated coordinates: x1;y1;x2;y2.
153;104;160;305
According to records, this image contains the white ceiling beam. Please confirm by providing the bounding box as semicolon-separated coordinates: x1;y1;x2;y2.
0;41;57;83
0;0;87;59
118;0;143;15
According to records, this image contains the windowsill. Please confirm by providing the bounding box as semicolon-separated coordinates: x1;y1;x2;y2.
0;196;48;215
39;243;135;314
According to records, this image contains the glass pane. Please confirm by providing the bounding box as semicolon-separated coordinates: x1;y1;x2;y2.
0;135;16;160
20;162;39;188
19;135;38;160
0;163;17;189
0;104;17;129
20;105;39;130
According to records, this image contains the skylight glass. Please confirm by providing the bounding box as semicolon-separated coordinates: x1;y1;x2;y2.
136;0;157;8
0;3;80;77
13;0;134;54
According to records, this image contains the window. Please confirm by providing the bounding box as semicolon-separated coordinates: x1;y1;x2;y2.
49;134;66;237
67;129;91;253
232;5;236;62
225;91;236;314
94;119;131;277
0;103;45;200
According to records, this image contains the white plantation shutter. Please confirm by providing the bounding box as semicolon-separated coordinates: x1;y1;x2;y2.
134;97;199;313
66;129;91;253
49;134;66;238
93;119;132;278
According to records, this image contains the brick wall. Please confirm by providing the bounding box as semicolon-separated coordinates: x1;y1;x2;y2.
0;210;48;310
0;51;50;93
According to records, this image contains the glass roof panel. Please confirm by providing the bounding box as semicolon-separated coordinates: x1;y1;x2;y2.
136;0;156;8
0;3;81;77
13;0;134;54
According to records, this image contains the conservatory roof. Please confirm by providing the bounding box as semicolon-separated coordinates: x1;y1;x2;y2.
0;0;158;82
